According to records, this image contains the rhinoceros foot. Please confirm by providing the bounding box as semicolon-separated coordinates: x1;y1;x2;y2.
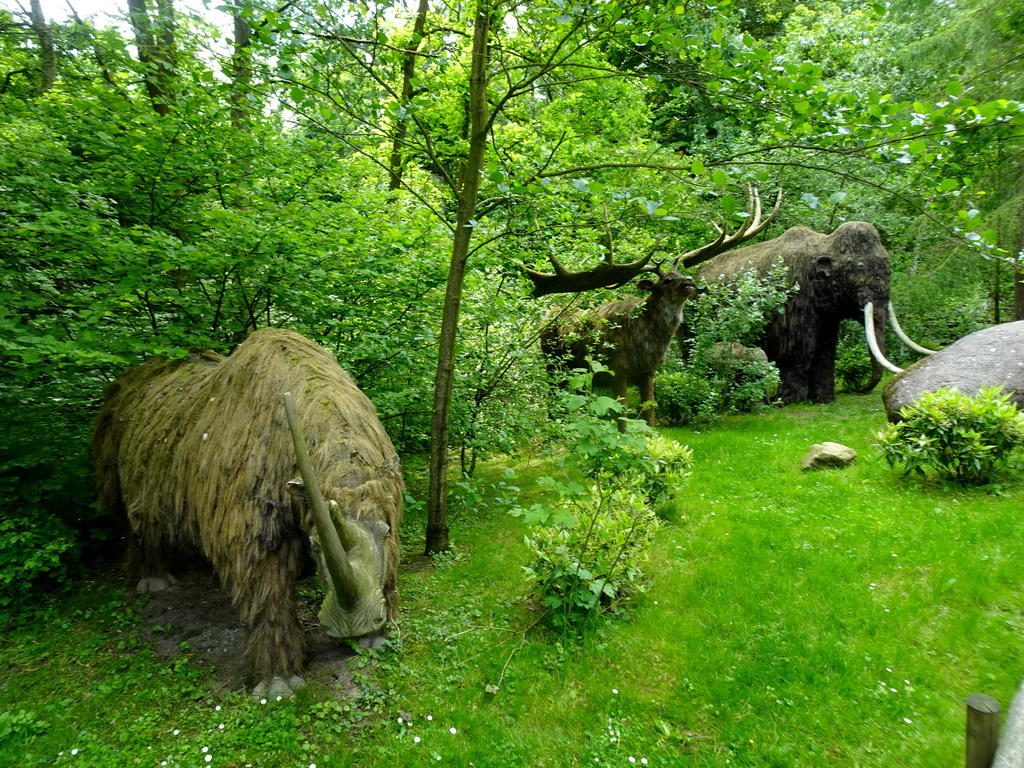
253;675;306;700
136;574;178;593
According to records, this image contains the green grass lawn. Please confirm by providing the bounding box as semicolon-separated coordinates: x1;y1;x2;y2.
3;393;1023;767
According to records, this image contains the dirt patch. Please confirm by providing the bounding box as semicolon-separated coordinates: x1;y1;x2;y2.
132;567;360;698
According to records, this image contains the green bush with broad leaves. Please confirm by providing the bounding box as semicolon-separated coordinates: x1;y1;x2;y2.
512;364;692;629
654;371;718;424
661;265;789;424
877;386;1024;485
834;320;877;393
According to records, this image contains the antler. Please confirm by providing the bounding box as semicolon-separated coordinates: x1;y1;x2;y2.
523;187;781;297
525;234;667;297
676;187;783;270
524;205;667;297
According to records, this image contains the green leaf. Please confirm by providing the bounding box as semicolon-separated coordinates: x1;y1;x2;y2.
947;80;964;97
711;169;728;187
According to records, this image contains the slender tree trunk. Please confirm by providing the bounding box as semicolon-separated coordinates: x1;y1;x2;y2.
389;0;430;191
28;0;56;93
230;2;253;128
994;261;1001;323
424;0;491;554
127;0;175;115
1015;264;1024;322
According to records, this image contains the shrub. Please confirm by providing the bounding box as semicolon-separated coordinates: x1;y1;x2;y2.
663;264;789;423
0;515;79;611
654;371;719;424
645;434;694;507
513;368;692;629
877;386;1024;485
0;384;103;612
718;355;780;412
834;319;876;393
521;488;660;628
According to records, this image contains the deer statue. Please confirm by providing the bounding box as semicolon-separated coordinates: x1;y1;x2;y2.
533;189;782;429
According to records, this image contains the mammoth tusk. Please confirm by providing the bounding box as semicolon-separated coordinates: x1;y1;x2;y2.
281;392;360;610
887;303;938;355
863;303;904;374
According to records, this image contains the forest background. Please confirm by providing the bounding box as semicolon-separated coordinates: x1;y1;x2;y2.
2;0;1024;602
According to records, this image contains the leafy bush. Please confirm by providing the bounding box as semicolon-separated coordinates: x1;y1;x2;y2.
654;371;718;424
521;487;660;628
0;384;103;611
0;515;79;611
877;386;1024;485
645;434;694;507
662;264;789;423
834;319;876;393
717;354;781;412
513;367;691;629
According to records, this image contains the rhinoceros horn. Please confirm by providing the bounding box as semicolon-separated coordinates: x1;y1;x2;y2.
281;391;361;611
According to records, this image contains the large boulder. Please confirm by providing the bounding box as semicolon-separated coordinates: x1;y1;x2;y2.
882;320;1024;421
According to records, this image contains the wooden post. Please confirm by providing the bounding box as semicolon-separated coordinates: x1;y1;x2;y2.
967;694;1000;768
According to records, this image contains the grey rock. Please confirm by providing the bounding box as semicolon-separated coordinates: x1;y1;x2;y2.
802;442;857;470
883;321;1024;421
994;678;1024;768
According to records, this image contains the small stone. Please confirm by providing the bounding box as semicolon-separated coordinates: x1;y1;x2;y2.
801;442;856;470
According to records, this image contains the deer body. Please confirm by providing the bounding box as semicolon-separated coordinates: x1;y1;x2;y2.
542;272;697;426
529;188;782;427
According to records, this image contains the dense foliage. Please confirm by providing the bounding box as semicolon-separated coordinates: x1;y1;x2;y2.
878;385;1024;485
657;264;790;423
513;368;692;628
1;0;1023;591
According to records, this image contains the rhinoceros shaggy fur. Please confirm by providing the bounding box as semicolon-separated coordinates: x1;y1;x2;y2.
93;328;403;695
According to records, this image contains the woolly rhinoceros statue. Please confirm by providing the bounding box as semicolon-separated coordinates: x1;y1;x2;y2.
93;327;403;698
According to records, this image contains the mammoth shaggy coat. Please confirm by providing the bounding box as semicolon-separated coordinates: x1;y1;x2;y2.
93;328;403;686
696;221;892;404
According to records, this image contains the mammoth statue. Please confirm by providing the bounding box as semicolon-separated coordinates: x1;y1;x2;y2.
93;327;403;698
693;221;933;404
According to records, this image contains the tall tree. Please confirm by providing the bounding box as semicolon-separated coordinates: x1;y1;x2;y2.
26;0;55;93
126;0;177;114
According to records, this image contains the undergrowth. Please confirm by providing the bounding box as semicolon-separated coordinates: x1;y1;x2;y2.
3;393;1023;767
